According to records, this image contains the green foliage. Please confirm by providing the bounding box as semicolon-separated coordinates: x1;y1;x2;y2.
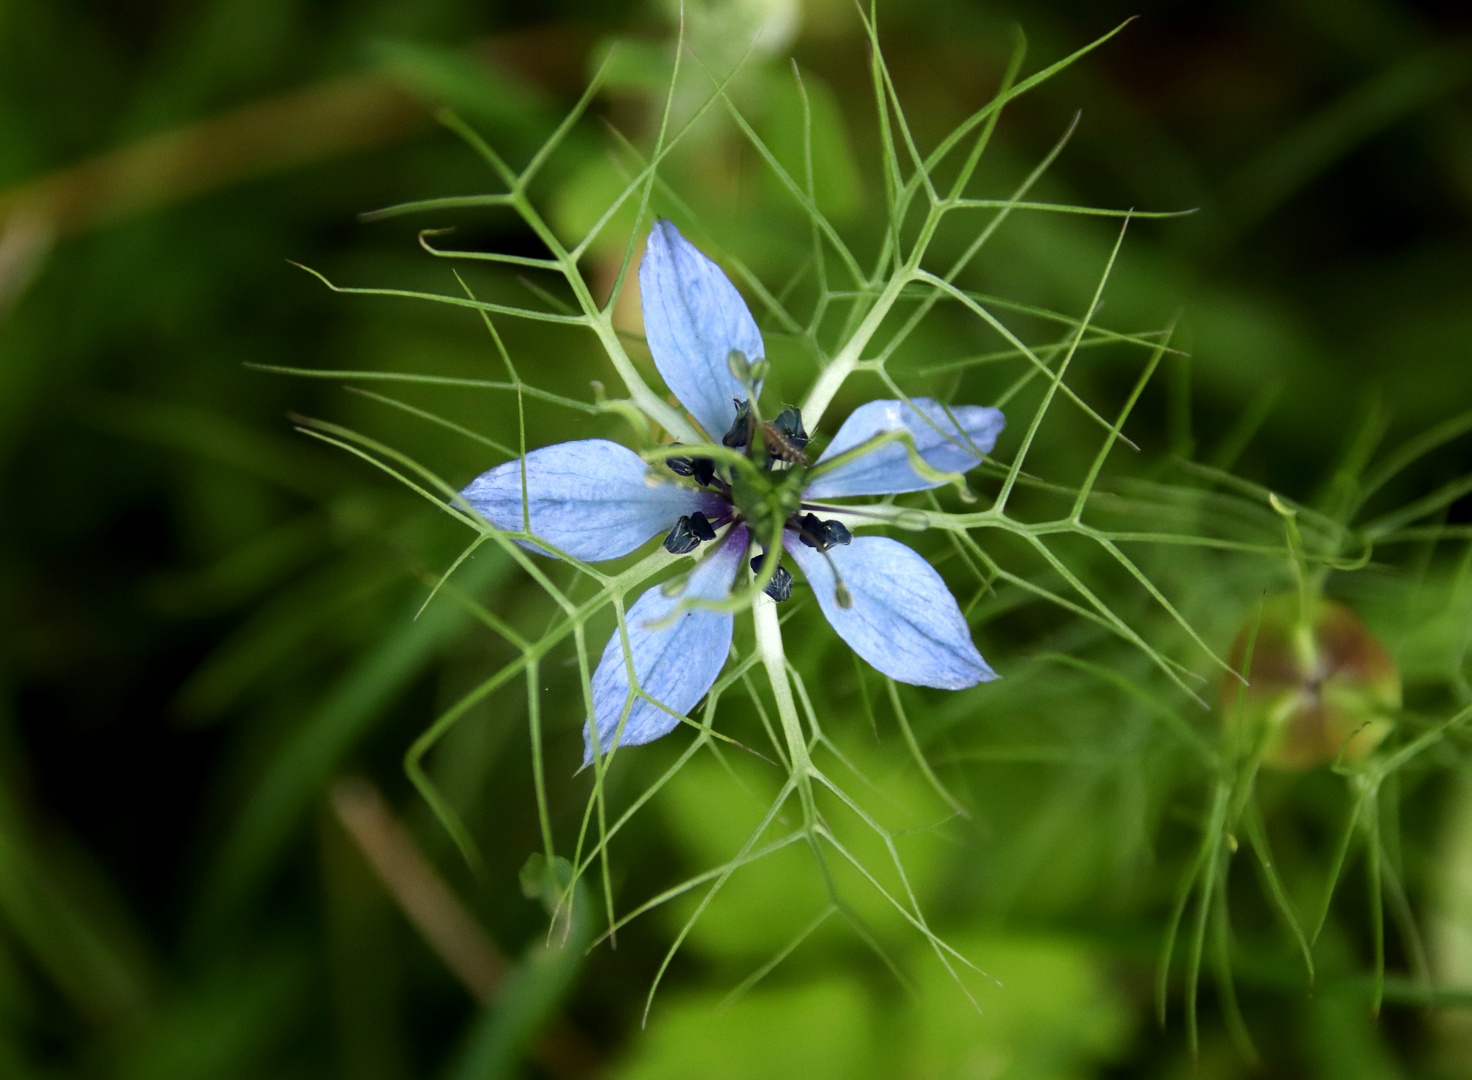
617;978;875;1080
4;1;1472;1078
616;936;1128;1079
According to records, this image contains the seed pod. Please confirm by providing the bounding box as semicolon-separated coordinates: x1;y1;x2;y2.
1222;593;1399;769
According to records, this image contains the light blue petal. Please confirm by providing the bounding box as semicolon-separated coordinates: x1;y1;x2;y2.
640;219;764;441
460;439;722;562
804;398;1005;499
785;534;995;689
584;527;747;764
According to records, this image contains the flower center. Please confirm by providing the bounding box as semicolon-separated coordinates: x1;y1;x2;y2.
661;400;851;601
731;465;807;541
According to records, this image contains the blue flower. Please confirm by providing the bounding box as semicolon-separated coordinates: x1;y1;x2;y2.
461;220;1004;764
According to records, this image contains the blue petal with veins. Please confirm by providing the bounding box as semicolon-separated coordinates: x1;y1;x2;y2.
640;219;764;441
805;398;1004;499
461;439;722;562
584;527;747;763
785;534;995;689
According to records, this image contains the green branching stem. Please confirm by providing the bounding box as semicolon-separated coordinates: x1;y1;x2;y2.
263;10;1346;1037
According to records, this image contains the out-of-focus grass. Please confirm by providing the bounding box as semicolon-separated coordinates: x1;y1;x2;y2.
1;1;1471;1078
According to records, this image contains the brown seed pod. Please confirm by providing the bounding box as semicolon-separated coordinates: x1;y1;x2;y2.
1222;593;1399;769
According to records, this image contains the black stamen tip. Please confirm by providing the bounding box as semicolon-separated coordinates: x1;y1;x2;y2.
666;456;695;476
722;398;754;449
797;511;825;549
688;511;717;542
663;516;701;555
749;553;794;603
794;512;850;551
691;458;717;487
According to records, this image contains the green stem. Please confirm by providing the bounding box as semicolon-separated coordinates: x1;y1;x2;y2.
753;596;811;775
801;268;912;431
589;314;699;444
502;184;696;445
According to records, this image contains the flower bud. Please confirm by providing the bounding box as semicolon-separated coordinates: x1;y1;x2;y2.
727;349;751;381
1222;593;1399;769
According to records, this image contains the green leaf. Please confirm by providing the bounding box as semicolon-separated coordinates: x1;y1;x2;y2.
614;979;877;1080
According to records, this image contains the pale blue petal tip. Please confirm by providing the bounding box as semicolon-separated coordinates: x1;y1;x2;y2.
640;219;764;441
460;439;720;563
582;526;747;765
786;534;995;689
805;398;1005;500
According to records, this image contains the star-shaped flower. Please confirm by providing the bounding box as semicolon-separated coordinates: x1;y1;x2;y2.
461;220;1004;764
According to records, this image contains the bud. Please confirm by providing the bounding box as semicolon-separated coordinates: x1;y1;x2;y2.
727;349;751;381
1222;593;1399;769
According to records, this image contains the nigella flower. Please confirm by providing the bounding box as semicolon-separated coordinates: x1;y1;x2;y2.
461;220;1004;765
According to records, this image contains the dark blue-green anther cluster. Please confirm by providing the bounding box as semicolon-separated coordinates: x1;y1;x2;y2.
660;399;849;602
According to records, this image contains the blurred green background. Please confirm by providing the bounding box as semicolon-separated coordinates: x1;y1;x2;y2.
3;0;1472;1077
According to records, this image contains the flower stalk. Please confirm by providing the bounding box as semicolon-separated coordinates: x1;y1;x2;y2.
753;595;812;776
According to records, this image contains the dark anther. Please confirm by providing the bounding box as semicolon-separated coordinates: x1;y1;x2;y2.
764;406;810;465
722;398;754;449
666;449;718;487
663;516;701;554
823;519;852;546
691;458;717;487
750;553;793;603
796;512;852;551
664;512;718;554
796;512;824;549
688;511;716;542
